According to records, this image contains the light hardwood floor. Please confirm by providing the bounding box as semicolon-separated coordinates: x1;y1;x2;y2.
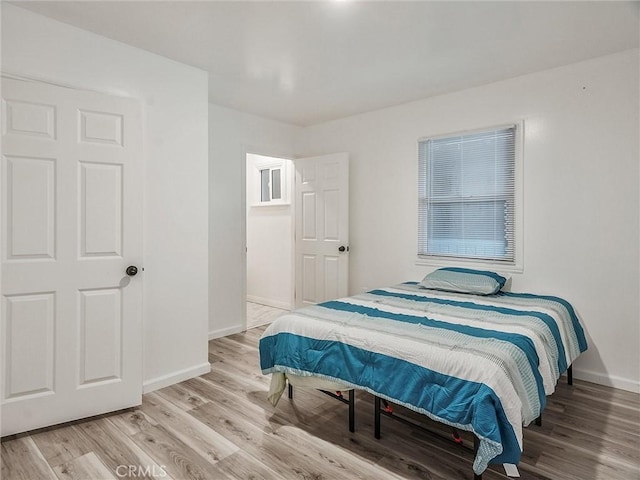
246;302;288;329
2;326;639;480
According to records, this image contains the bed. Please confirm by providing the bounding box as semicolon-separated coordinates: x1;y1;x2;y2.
259;269;588;478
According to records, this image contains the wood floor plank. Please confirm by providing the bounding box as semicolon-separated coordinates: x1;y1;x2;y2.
524;426;640;479
211;449;283;480
30;423;92;468
270;406;388;464
142;392;239;463
237;324;267;343
209;342;264;379
110;409;232;480
189;378;402;480
553;380;640;408
154;382;212;412
246;302;288;324
72;416;168;480
544;422;640;468
104;427;178;480
188;401;332;480
540;406;639;449
1;436;58;480
548;391;640;420
192;369;334;419
216;334;259;353
106;408;160;437
188;395;402;480
346;399;507;480
226;328;267;349
531;449;639;480
53;451;116;480
204;361;269;392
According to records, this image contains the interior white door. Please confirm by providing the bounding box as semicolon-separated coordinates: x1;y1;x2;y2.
294;153;349;308
1;77;143;436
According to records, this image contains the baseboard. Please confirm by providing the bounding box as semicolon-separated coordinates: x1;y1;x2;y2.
208;324;245;340
143;362;211;394
573;368;640;394
247;295;292;311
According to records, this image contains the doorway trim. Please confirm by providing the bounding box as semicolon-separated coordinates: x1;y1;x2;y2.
242;146;296;331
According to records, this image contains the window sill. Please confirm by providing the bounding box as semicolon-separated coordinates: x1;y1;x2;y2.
415;256;523;274
250;202;291;208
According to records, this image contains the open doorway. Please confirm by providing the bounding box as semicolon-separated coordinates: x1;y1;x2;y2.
245;153;294;328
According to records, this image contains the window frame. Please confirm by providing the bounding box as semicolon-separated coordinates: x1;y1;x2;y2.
416;121;524;273
252;157;290;207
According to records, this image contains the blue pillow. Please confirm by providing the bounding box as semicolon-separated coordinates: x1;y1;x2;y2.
419;267;507;295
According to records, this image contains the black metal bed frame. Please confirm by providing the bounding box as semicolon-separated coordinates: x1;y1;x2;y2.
374;395;484;479
286;365;573;480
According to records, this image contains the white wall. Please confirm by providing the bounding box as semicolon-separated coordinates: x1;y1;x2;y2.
2;4;211;391
246;154;293;310
296;50;640;392
209;104;300;339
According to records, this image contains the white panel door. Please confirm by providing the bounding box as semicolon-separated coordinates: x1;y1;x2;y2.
1;77;143;436
294;153;349;308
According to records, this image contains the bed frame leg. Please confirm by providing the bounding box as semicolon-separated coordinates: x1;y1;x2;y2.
374;396;381;439
535;415;542;427
348;390;355;433
288;383;293;399
568;365;573;385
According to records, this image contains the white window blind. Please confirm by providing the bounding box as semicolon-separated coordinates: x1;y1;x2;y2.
418;125;516;263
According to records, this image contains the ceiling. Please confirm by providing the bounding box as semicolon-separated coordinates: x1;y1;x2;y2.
10;1;640;126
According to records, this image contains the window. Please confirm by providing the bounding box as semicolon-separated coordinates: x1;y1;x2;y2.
260;167;282;202
418;124;520;264
248;153;290;206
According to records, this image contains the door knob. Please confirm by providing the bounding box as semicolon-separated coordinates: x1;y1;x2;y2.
338;245;349;252
126;265;138;276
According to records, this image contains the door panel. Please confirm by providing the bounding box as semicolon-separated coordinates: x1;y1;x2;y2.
302;254;317;304
78;288;122;385
79;110;123;146
323;256;339;301
4;156;56;260
3;293;55;399
323;189;340;240
3;99;56;139
302;192;317;239
79;162;123;257
1;77;143;436
294;153;349;308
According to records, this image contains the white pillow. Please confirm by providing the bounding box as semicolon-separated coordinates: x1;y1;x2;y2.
420;267;508;295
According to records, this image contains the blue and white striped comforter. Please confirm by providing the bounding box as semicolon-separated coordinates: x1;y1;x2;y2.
259;283;587;474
